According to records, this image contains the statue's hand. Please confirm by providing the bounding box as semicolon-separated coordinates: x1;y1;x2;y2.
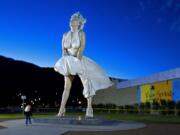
77;56;82;60
77;55;82;60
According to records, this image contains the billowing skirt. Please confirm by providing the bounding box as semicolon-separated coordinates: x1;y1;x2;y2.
54;55;113;98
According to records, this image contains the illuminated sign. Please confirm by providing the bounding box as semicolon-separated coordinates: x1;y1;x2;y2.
141;80;172;103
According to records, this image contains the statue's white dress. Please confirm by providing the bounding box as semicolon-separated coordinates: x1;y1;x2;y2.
54;30;113;98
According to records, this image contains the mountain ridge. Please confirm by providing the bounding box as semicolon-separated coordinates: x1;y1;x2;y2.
0;55;123;107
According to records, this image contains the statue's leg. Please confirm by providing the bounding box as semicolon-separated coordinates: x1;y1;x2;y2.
86;96;94;118
78;74;94;118
57;75;74;117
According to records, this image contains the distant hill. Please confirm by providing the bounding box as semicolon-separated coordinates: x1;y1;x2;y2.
0;55;124;107
0;55;84;107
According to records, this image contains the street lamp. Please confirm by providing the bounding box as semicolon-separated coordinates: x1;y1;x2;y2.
21;95;26;111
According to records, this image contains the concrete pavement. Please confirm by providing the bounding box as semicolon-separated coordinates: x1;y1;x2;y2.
0;119;146;135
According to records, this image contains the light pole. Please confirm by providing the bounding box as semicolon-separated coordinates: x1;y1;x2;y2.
21;95;26;112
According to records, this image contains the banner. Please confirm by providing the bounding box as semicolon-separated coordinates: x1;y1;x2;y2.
141;80;172;103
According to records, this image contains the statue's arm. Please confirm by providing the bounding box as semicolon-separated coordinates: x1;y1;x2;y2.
62;33;67;56
77;31;85;59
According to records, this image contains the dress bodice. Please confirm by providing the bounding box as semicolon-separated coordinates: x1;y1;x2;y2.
63;30;81;56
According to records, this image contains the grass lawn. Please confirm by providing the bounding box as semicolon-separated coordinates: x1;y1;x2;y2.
95;112;180;124
0;112;180;124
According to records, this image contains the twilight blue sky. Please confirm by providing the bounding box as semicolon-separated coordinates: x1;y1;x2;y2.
0;0;180;79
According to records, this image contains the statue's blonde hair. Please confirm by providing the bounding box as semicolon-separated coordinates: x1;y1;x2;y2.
70;11;86;30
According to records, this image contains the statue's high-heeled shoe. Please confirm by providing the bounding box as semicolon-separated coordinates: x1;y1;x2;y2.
85;107;93;118
56;108;66;117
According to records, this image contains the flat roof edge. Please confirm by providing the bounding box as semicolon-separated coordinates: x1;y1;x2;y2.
117;67;180;89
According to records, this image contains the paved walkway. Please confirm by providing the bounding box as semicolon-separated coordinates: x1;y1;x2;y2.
0;119;67;135
0;119;146;135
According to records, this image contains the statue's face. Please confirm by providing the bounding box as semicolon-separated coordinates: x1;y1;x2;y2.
70;20;80;32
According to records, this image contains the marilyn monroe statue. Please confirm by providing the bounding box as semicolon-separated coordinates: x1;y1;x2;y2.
54;12;113;117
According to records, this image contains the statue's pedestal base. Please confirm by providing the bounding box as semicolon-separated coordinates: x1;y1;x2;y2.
34;115;105;125
33;115;146;131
